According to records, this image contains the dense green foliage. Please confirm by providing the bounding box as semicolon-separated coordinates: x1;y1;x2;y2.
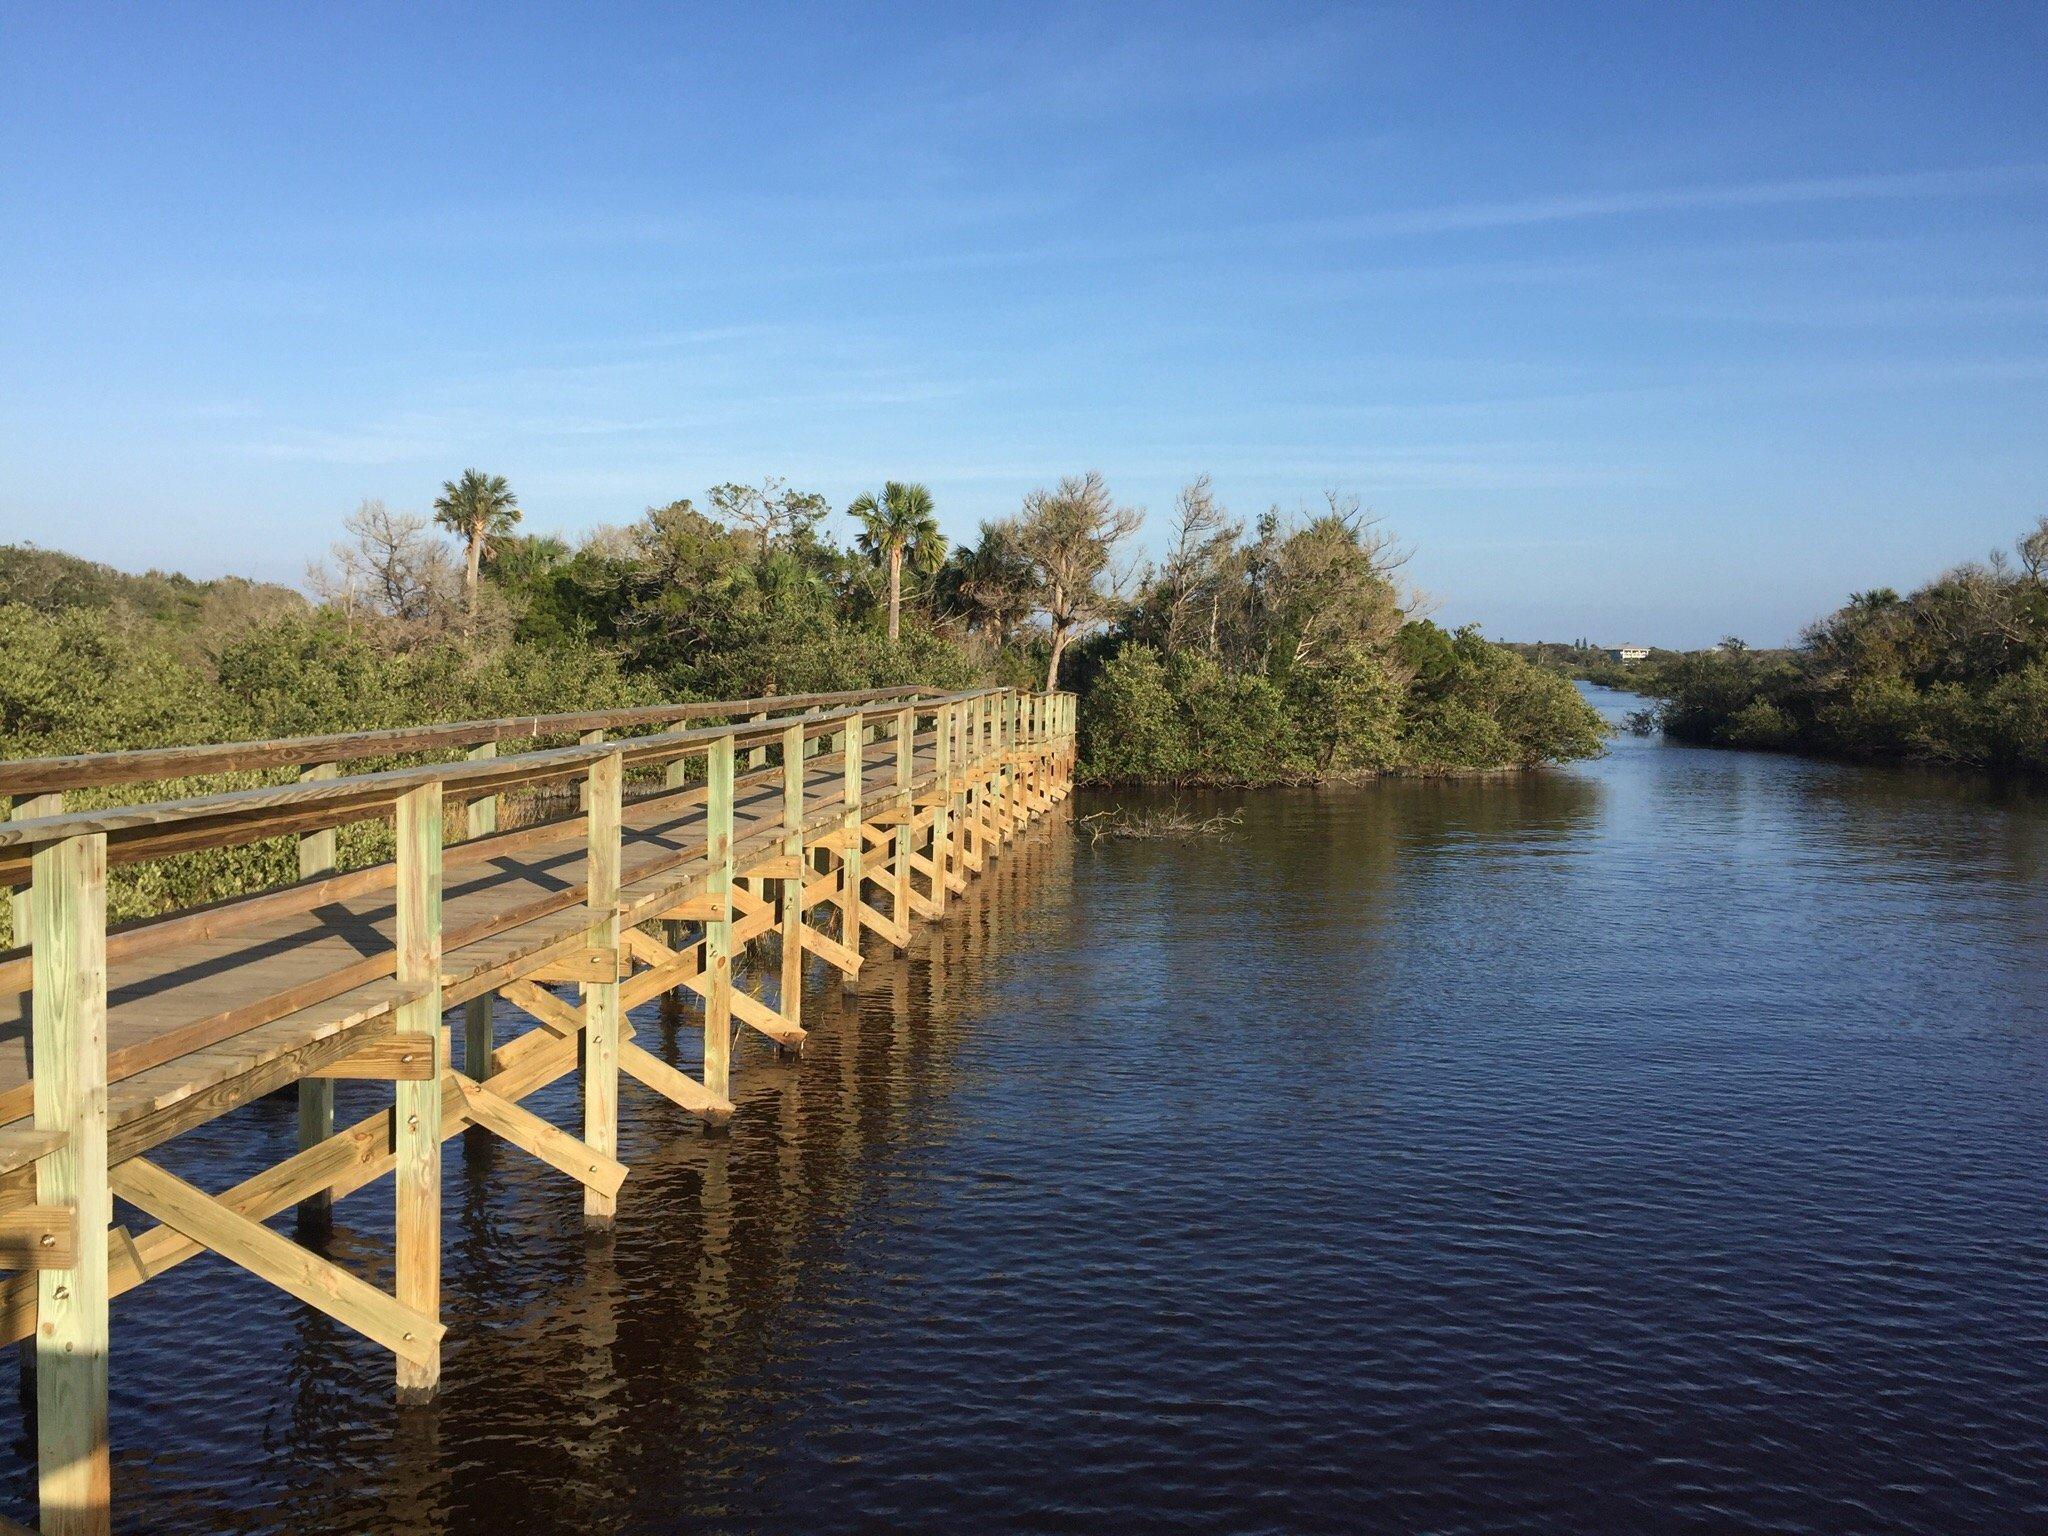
1637;521;2048;771
1074;489;1604;782
0;474;1607;930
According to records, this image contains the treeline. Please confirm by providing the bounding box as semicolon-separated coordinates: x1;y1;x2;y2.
1075;481;1604;779
1503;639;1686;691
0;469;1604;809
1639;519;2048;772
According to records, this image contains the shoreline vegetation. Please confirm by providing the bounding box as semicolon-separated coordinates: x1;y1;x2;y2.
1513;517;2048;776
0;471;1602;934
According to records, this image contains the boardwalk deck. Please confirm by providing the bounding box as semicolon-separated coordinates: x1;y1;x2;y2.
0;684;1076;1535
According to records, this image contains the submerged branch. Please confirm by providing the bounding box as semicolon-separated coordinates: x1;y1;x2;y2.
1079;803;1243;845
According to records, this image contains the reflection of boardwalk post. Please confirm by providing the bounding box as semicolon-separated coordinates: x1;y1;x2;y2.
695;1138;732;1320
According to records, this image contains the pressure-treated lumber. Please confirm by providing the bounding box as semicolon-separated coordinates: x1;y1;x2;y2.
0;682;1074;1535
392;782;443;1401
452;1072;628;1199
110;1156;441;1367
701;736;735;1101
0;1206;76;1270
32;829;110;1536
296;761;338;1227
581;753;623;1226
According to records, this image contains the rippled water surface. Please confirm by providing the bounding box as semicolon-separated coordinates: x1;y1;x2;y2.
8;685;2048;1534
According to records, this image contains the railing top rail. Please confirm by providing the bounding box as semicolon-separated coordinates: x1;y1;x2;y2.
0;685;1027;871
0;683;939;800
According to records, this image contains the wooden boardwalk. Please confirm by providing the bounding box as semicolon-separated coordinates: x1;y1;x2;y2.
0;684;1074;1535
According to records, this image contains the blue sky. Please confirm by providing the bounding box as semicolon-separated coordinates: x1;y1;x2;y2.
2;2;2043;647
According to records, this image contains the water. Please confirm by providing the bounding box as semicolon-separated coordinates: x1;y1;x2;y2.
8;683;2048;1534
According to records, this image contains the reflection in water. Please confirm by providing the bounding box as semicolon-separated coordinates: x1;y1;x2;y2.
0;814;1076;1535
8;703;2048;1533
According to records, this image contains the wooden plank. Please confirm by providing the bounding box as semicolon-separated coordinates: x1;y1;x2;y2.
799;923;861;977
0;1205;75;1270
392;781;442;1402
33;829;110;1536
619;1041;733;1124
581;752;624;1226
495;979;584;1038
451;1073;627;1199
859;901;910;949
0;1125;66;1180
109;1157;441;1368
0;684;932;798
0;1031;580;1352
681;973;802;1047
305;1029;443;1081
528;946;620;985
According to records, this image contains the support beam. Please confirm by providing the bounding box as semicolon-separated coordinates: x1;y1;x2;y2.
110;1157;441;1369
619;1041;733;1123
581;752;623;1226
31;828;108;1536
0;1207;76;1271
392;780;443;1402
451;1073;628;1199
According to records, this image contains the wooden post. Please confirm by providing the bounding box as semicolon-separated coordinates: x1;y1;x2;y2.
33;830;109;1536
992;690;1010;849
931;703;952;918
703;737;735;1101
295;763;338;1228
462;742;498;1079
582;752;622;1224
839;715;863;987
747;711;768;770
779;722;804;1037
393;781;443;1403
958;699;977;873
578;729;605;809
892;707;913;948
8;791;61;949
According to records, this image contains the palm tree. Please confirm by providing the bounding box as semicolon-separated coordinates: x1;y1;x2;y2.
432;469;521;630
848;481;945;642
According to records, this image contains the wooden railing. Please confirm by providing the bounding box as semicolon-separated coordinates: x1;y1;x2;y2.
0;681;1079;1536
